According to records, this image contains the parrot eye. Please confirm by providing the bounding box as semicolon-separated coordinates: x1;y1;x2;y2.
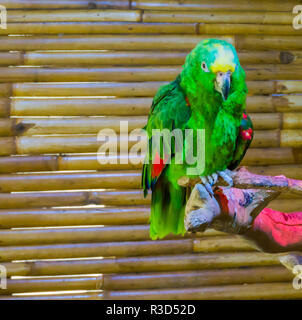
201;61;209;72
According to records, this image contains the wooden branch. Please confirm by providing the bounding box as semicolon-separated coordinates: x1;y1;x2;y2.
178;166;302;196
181;167;302;234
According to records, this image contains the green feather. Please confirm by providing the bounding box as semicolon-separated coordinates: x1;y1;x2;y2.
142;39;250;239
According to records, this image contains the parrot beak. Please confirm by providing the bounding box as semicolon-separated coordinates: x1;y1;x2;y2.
215;71;231;101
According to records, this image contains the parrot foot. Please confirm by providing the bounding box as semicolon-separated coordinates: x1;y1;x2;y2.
200;173;219;196
217;169;233;188
185;184;221;232
199;169;233;195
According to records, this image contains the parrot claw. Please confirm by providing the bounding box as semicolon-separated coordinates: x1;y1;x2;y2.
217;169;233;188
200;169;233;193
200;176;214;196
204;183;214;196
211;173;218;185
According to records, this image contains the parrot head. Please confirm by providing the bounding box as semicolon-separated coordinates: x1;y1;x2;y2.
180;39;243;104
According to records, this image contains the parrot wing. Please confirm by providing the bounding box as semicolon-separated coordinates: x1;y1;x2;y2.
228;111;254;170
142;76;191;196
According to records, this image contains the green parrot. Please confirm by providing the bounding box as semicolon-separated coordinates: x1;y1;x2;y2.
142;39;253;240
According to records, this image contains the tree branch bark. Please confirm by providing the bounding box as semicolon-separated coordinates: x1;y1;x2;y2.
180;167;302;234
178;166;302;196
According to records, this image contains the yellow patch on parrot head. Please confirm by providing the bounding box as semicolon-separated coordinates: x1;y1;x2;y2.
210;43;236;73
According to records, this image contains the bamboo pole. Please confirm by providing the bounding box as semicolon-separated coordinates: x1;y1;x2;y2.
247;81;276;95
0;119;14;136
250;164;302;180
0;52;23;66
12;230;302;265
5;282;302;300
1;114;301;136
0;165;301;193
247;96;275;112
250;130;280;148
247;95;302;113
0;292;102;300
199;24;301;36
0;35;234;51
23;51;188;66
0;225;151;246
0;171;141;192
0;0;130;9
0;266;292;295
249;113;281;130
102;282;302;300
103;266;292;290
0;148;301;174
0;252;281;277
0;239;195;262
0;276;103;295
0;154;144;173
0;84;12;97
6;10;141;23
273;95;302;112
11;98;152;116
58;154;144;170
0;137;16;156
244;65;302;81
7;284;300;300
281;119;302;138
0;130;300;156
193;236;255;253
0;66;180;83
0;117;148;136
10;81;302;98
0;155;59;173
281;130;302;147
0;225;221;246
242;148;302;166
0;152;300;174
0;22;300;36
132;0;298;12
240;51;294;65
0;51;298;67
0;190;150;209
143;11;293;24
1;134;148;156
2;65;302;83
235;35;302;50
274;80;302;94
0;206;150;228
0;99;10;116
0;130;301;155
0;22;196;35
3;95;302;117
12;82;165;97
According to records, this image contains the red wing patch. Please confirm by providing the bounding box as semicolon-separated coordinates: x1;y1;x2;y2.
240;128;253;141
151;152;168;179
185;96;191;107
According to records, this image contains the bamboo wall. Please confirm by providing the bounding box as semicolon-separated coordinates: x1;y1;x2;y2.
0;0;302;300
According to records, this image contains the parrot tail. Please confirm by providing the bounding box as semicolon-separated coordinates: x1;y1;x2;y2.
149;172;187;240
